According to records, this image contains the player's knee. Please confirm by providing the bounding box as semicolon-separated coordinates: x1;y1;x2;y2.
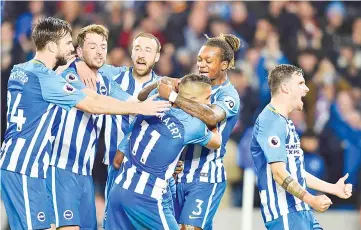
181;224;202;230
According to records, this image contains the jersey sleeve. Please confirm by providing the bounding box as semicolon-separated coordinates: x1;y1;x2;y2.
183;118;212;146
100;64;128;81
213;88;240;119
109;79;131;101
61;67;86;90
38;70;86;111
148;88;159;98
257;118;287;163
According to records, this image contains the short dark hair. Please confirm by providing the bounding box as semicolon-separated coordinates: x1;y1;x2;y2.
133;32;161;52
204;34;242;69
180;73;211;86
31;17;72;51
268;64;304;96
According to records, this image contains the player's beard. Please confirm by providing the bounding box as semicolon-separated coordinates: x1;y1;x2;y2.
133;57;155;77
55;53;68;66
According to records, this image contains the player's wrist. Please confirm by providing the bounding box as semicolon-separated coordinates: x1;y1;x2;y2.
302;192;314;205
169;91;178;103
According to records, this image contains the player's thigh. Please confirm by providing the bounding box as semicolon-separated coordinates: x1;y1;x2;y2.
79;175;97;229
105;184;137;230
46;167;83;228
111;185;178;230
307;211;323;230
105;165;118;201
179;181;226;229
175;182;187;221
1;169;52;230
265;211;317;230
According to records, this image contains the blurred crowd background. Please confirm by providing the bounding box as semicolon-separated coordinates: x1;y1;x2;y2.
1;0;361;224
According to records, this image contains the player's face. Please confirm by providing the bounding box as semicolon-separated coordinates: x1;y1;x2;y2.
131;36;159;77
197;46;226;81
78;33;107;69
288;72;309;111
195;85;212;105
55;33;74;66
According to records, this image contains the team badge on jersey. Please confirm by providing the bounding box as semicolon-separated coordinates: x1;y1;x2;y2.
63;83;76;94
65;73;78;82
223;96;236;110
99;84;107;95
268;136;280;148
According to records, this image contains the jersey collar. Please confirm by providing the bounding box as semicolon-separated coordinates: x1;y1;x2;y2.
129;67;157;87
212;77;230;93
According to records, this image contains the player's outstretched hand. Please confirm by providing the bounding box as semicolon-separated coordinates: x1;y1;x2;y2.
333;173;353;199
138;93;171;116
310;195;332;213
75;61;98;91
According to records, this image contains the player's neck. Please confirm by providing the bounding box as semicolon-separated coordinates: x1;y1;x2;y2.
270;96;291;118
33;52;56;69
90;68;98;77
211;72;227;86
132;69;152;84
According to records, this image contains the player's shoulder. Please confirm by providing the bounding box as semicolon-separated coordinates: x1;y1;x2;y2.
169;108;205;129
257;106;287;128
61;64;80;82
12;60;56;80
99;64;128;79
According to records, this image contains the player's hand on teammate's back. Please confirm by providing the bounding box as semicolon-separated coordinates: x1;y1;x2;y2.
75;60;98;91
138;93;171;116
309;195;332;213
333;173;353;199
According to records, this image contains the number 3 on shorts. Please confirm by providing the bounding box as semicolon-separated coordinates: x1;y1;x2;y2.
192;199;204;216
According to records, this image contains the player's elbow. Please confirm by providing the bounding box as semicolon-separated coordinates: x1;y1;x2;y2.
137;92;147;101
270;162;287;184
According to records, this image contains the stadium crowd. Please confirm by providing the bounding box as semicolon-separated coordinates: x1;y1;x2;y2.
1;0;360;223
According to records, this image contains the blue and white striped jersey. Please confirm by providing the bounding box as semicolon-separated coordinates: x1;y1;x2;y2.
50;63;131;175
251;104;310;223
177;79;240;183
102;65;160;165
114;107;213;200
0;60;85;178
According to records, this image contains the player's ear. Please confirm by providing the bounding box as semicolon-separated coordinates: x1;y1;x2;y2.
47;41;57;53
155;52;160;63
76;46;83;59
280;82;289;94
221;61;228;71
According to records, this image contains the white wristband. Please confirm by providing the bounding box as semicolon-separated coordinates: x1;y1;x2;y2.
169;91;178;103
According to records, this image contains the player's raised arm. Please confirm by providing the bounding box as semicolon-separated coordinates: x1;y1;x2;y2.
158;80;225;129
304;172;352;199
76;90;169;116
138;77;180;101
